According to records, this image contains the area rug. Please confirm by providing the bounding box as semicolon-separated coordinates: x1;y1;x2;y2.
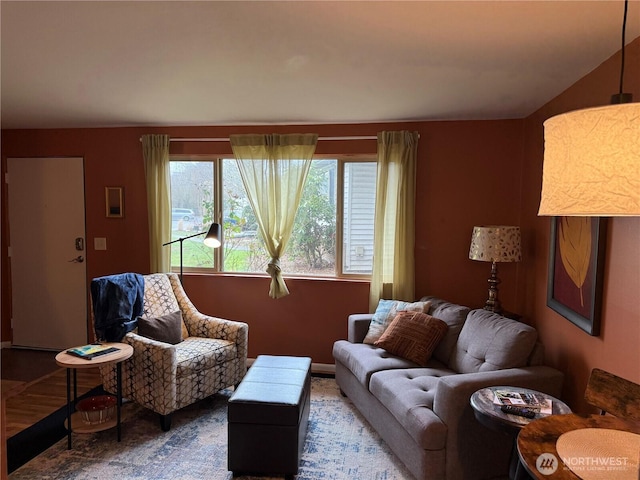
9;377;414;479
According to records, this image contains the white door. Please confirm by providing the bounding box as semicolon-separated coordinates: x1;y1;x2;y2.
7;157;87;350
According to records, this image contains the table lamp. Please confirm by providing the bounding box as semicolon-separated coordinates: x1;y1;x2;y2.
469;225;522;313
163;223;221;282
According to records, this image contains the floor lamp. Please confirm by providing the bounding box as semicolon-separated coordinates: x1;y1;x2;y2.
163;223;221;283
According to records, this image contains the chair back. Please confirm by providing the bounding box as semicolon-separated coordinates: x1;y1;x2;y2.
142;273;180;317
584;368;640;421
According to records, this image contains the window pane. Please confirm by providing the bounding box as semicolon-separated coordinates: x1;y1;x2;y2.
169;161;215;269
343;162;377;274
222;159;268;273
282;160;337;276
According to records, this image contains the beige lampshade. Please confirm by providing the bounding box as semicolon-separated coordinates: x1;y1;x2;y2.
469;226;522;263
538;103;640;216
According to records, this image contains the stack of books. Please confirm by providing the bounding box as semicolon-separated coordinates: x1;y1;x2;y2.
493;389;552;414
66;344;120;360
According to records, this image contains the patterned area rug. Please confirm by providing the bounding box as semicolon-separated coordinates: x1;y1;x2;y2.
10;377;413;479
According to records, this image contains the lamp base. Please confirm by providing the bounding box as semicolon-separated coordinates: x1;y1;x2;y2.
484;262;503;314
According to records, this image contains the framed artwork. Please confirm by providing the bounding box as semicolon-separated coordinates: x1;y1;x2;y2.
105;186;124;218
547;216;607;335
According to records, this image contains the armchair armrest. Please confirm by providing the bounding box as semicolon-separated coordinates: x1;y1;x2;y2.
101;332;179;415
185;312;249;362
348;314;373;343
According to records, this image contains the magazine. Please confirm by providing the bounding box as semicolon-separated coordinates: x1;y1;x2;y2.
493;389;552;414
66;344;120;360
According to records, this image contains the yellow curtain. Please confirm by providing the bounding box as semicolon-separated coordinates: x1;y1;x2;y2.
369;131;419;312
230;133;318;299
142;134;172;273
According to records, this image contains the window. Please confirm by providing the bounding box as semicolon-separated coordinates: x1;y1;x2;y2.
170;157;377;277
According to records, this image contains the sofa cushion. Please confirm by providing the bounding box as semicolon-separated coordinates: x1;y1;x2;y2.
374;311;448;366
363;299;431;345
332;340;418;387
448;309;538;373
370;367;454;449
421;296;471;365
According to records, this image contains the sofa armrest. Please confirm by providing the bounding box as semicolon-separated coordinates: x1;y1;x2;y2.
432;365;565;426
430;366;564;480
348;314;373;343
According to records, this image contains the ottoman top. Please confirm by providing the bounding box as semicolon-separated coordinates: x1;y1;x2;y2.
228;355;312;426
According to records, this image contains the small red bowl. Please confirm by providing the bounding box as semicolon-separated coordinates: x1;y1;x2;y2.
76;395;117;425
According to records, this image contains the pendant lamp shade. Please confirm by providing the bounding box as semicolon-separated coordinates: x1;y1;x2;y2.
538;103;640;216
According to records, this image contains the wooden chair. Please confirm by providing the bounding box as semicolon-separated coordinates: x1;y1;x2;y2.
584;368;640;421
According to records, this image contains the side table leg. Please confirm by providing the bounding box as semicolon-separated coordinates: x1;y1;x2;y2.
511;439;532;480
73;369;77;403
66;368;72;450
116;362;122;442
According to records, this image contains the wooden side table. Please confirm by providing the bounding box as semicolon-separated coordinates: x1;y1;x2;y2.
55;343;133;449
517;413;640;479
471;386;571;480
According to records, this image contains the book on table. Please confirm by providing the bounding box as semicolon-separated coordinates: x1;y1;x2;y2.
66;344;120;360
493;389;552;414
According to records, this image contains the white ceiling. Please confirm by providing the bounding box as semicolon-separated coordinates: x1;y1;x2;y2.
1;1;639;129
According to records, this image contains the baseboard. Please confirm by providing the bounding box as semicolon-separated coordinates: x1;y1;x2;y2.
246;357;335;376
1;341;12;349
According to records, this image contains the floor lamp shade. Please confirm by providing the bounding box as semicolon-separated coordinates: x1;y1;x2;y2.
203;223;221;248
539;103;640;216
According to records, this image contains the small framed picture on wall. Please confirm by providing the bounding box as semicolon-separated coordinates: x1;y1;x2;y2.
105;186;124;218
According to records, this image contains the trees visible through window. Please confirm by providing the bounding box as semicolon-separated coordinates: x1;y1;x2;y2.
169;157;376;277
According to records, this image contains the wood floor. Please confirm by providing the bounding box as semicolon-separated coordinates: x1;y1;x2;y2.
2;349;102;438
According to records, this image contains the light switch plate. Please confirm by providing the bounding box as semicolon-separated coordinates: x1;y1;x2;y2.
94;237;107;250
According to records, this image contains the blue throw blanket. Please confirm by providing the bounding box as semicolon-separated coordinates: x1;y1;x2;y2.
91;273;144;342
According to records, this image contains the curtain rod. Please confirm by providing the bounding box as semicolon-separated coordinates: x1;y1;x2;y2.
138;135;379;142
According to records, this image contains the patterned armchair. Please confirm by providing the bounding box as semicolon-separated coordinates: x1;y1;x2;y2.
99;273;248;431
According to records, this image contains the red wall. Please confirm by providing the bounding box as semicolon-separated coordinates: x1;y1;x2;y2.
3;39;637;401
521;37;640;413
1;120;524;363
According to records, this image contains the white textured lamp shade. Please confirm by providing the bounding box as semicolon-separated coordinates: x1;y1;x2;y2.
539;103;640;216
469;226;522;263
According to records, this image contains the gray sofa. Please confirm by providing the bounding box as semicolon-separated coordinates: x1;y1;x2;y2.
333;296;564;480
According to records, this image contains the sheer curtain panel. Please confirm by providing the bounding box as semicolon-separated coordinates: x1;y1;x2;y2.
230;133;318;299
369;131;419;312
142;134;172;273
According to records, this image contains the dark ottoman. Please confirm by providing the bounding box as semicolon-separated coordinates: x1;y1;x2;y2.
228;355;312;479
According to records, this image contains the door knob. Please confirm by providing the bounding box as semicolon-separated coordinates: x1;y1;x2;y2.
69;256;84;263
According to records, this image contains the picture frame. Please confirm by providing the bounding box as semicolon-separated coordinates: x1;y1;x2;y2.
546;216;607;336
105;186;124;218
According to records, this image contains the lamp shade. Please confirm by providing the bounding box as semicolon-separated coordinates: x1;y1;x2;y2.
469;226;521;263
203;223;221;248
538;103;640;216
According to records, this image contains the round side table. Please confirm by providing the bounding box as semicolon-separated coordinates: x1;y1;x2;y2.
55;342;133;449
470;386;571;480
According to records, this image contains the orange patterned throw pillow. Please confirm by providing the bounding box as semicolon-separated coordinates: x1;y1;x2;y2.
374;311;448;366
